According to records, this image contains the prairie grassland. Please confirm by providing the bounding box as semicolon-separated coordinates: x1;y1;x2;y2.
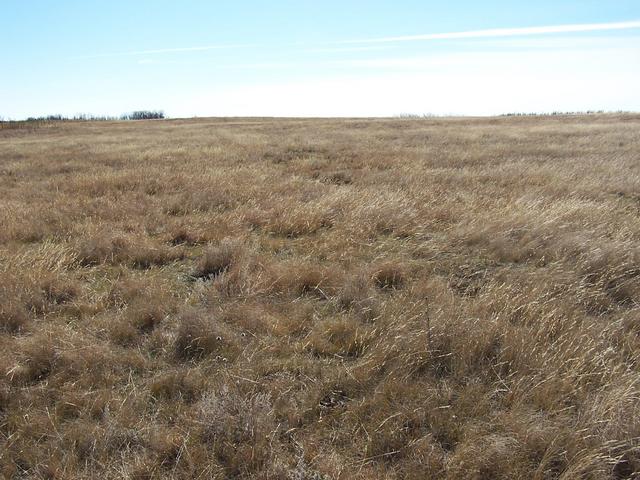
0;115;639;479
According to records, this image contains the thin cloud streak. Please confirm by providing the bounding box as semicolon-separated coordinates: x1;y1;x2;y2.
72;20;640;60
336;20;640;44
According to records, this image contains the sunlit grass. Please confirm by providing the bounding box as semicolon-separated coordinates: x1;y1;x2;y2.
1;114;639;478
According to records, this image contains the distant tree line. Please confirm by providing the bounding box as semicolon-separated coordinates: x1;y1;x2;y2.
395;113;438;119
119;110;165;120
499;110;629;117
394;111;633;119
0;110;165;126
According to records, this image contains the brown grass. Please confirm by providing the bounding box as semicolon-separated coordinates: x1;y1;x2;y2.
1;114;639;478
192;239;244;280
173;309;237;362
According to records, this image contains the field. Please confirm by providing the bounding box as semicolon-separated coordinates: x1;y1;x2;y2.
1;114;639;479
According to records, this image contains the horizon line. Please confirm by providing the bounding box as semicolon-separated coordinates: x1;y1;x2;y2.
3;110;638;123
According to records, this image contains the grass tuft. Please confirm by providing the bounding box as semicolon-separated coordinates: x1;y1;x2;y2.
173;310;236;361
371;262;407;290
193;240;243;280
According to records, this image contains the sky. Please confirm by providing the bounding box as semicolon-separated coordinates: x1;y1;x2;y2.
2;1;640;118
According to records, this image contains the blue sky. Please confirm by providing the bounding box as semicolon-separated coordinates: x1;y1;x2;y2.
2;1;640;118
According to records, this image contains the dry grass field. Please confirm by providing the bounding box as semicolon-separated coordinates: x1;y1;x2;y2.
1;114;639;479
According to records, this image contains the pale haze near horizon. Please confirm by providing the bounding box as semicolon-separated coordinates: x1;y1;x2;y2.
2;1;640;119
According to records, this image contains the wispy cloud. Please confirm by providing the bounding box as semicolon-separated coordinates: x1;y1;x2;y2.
457;35;640;50
336;20;640;44
73;20;640;61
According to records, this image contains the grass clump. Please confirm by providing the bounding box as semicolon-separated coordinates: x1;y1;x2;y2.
0;302;29;333
173;310;237;362
371;262;407;290
192;239;244;280
197;386;275;476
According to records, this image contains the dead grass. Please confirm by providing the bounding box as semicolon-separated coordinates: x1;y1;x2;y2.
0;301;29;333
1;114;639;478
173;309;237;362
371;262;407;290
193;239;244;280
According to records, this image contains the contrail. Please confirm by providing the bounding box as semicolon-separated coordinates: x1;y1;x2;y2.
73;20;640;60
335;20;640;44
